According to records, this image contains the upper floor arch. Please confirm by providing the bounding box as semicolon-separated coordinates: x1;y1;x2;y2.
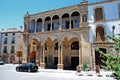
44;33;60;43
36;18;42;32
71;11;80;16
29;19;35;33
27;7;86;33
62;32;80;42
52;15;59;20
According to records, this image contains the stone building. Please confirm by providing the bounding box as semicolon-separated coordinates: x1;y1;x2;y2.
23;0;120;70
0;28;24;63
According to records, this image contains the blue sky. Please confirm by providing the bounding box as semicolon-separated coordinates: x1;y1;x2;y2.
0;0;103;30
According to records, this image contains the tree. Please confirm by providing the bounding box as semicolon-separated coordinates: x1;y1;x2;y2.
95;35;120;80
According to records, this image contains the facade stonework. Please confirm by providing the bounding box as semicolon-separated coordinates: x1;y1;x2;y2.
22;0;120;70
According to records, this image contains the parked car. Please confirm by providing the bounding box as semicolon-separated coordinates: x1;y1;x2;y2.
16;63;38;72
0;61;4;65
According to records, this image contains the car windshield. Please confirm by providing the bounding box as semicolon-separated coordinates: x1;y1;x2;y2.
21;63;35;67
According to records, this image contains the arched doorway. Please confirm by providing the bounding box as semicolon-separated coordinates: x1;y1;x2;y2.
70;41;79;70
29;39;41;65
95;48;106;67
29;51;36;63
53;42;58;69
45;37;53;69
10;55;15;63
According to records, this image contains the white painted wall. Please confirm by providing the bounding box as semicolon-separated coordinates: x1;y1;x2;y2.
88;0;120;43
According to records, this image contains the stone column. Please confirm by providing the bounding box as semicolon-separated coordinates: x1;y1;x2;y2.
93;47;96;70
40;43;46;69
61;44;63;64
69;16;71;29
36;45;40;65
34;20;37;33
57;43;63;69
8;55;10;64
80;15;82;27
79;43;82;65
39;45;42;65
90;44;94;70
50;19;52;31
59;16;62;30
42;21;45;32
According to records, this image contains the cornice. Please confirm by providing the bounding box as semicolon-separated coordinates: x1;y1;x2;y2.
30;4;80;17
88;0;118;6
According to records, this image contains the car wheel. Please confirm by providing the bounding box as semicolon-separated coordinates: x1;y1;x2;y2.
35;68;38;72
28;69;31;72
16;68;19;72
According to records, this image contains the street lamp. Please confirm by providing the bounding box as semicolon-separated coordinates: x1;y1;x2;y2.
112;25;115;37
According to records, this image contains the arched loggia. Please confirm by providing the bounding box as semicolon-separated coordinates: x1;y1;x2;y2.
71;11;80;28
29;20;35;33
62;13;70;30
36;18;42;32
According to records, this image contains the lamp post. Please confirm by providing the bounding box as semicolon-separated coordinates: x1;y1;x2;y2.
112;25;115;37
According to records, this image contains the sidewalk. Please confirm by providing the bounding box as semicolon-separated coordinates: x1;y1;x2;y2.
39;68;76;73
38;67;115;80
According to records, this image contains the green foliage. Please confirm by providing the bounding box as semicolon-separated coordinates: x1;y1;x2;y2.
113;64;120;80
107;35;120;54
95;35;120;80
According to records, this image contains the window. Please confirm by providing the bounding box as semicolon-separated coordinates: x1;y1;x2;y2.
12;33;15;36
53;23;59;30
37;18;42;32
52;23;54;30
71;41;79;50
5;34;7;36
74;20;79;28
71;21;73;28
54;42;58;50
82;15;87;22
95;8;104;21
11;46;14;53
29;20;35;33
36;25;42;32
11;37;15;44
66;21;69;29
47;24;51;31
3;46;7;53
4;38;8;44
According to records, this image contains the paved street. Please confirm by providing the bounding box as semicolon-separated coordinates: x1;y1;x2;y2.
0;64;115;80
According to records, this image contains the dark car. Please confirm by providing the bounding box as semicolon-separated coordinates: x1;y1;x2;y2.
16;63;38;72
0;61;4;65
